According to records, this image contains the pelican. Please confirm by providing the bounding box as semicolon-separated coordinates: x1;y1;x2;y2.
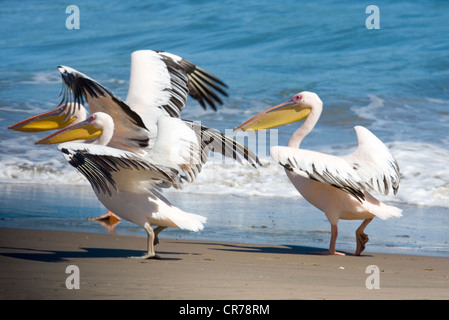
9;50;231;160
8;50;247;231
234;91;402;256
35;112;208;259
36;110;257;258
32;51;259;258
9;49;229;142
48;50;259;178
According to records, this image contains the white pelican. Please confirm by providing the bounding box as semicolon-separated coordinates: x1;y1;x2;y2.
32;52;259;258
36;110;257;258
11;50;231;156
56;49;230;157
234;91;402;256
49;50;259;174
36;112;209;259
9;50;253;233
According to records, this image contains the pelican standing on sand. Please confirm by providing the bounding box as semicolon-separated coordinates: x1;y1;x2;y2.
9;50;254;232
31;51;259;258
35;112;208;259
235;91;402;256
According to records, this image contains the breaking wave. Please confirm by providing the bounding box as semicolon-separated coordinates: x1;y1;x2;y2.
1;140;449;208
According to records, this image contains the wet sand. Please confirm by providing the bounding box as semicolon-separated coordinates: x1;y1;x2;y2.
0;227;448;300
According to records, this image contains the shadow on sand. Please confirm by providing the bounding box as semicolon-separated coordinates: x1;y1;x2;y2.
0;246;184;262
0;239;372;262
178;241;368;257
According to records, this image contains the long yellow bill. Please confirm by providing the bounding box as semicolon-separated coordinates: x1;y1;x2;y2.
234;99;311;131
8;106;77;132
35;119;102;145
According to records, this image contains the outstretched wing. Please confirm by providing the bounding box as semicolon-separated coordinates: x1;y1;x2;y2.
344;126;400;195
147;117;261;185
58;142;183;197
126;50;228;118
183;120;261;168
57;65;150;154
156;50;228;114
56;50;228;151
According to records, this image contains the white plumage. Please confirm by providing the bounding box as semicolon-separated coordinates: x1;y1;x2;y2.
235;91;402;255
58;140;207;259
33;50;259;258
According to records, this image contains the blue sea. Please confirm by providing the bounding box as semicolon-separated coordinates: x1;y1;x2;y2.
1;0;449;257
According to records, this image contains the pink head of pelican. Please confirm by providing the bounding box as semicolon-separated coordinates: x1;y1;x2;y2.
235;91;402;256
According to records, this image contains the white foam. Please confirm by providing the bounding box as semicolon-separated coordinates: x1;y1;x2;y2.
0;156;87;185
388;141;449;207
1;139;448;208
169;156;298;198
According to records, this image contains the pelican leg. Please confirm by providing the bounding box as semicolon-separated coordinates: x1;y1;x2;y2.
87;210;121;234
129;223;161;259
153;226;167;245
355;218;373;256
329;224;345;256
308;224;345;255
88;210;121;222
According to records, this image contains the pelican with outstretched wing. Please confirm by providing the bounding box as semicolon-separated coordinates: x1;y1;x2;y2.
9;49;228;134
32;51;259;258
235;91;401;256
9;50;258;238
35;109;256;259
56;139;206;260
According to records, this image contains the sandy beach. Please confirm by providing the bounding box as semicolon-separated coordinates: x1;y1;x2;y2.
1;227;448;300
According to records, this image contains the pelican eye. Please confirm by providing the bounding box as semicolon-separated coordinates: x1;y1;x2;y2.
292;94;303;103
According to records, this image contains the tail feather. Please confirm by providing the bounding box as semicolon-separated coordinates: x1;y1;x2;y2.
149;189;207;231
169;209;207;231
370;203;402;220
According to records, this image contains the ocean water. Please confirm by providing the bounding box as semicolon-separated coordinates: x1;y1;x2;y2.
1;1;449;257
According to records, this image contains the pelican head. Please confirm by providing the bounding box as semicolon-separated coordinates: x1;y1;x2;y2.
234;91;322;131
35;112;113;145
8;102;87;132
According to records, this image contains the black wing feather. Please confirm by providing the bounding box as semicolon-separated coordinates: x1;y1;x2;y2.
61;145;181;196
156;51;228;115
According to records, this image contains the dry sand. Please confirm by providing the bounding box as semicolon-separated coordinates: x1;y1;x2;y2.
0;227;448;300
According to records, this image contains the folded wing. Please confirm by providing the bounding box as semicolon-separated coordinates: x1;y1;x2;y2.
271;126;400;203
